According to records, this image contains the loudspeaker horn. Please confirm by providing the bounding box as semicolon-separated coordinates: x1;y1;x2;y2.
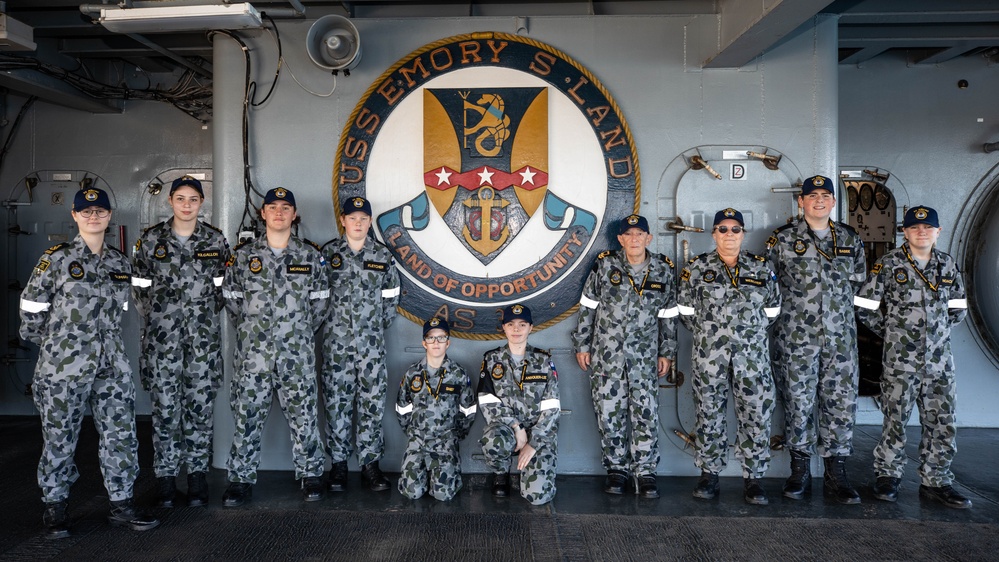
306;15;361;73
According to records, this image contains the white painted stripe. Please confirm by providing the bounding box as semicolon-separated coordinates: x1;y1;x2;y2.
948;298;968;309
131;277;152;288
764;306;780;318
382;287;401;298
223;290;244;300
213;276;224;287
677;304;695;316
19;299;50;313
460;404;477;416
310;290;330;300
579;294;599;309
478;394;501;405
657;306;679;319
854;296;881;310
540;398;561;411
395;403;413;415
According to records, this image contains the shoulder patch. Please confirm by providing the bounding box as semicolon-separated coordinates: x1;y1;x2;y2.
766;235;778;249
773;222;794;235
44;243;69;255
662;255;674;269
871;263;883;275
597;250;612;259
838;222;859;237
203;222;224;234
304;238;323;252
691;252;710;264
141;221;166;237
233;239;251;252
746;252;766;262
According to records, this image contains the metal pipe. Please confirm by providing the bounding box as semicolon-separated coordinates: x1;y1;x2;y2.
984;142;999;153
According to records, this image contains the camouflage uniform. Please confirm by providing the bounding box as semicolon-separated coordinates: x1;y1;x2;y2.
855;244;967;486
132;219;229;478
477;345;560;505
677;251;781;478
766;220;866;456
395;356;477;500
222;236;330;483
571;248;677;476
19;236;138;503
321;236;400;466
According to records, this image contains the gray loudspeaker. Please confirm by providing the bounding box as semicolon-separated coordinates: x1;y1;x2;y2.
306;15;361;72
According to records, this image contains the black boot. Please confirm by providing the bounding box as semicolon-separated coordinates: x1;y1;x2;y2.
361;462;390;492
636;474;660;499
692;472;719;500
491;472;510;497
744;478;769;506
107;499;160;531
919;485;972;509
187;471;209;507
222;482;252;507
43;500;70;540
872;476;900;502
783;450;812;500
823;456;861;505
327;460;348;493
302;476;325;502
603;470;628;495
155;476;177;508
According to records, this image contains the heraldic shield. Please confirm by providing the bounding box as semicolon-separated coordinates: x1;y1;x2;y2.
421;87;549;264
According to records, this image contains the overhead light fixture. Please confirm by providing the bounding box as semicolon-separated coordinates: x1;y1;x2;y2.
99;3;263;33
0;13;37;51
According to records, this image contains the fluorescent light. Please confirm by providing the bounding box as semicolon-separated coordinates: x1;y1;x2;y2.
99;3;263;33
0;14;36;51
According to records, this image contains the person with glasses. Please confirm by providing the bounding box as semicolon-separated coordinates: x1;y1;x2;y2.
677;208;781;505
765;175;866;504
221;187;330;506
571;214;677;498
20;188;159;538
321;197;401;492
478;304;561;504
131;176;230;509
855;206;972;509
395;317;476;501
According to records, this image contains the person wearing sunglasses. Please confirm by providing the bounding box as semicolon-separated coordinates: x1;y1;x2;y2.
395;317;476;501
478;304;560;504
131;176;230;509
571;214;677;498
677;208;781;505
765;175;867;505
855;206;971;509
221;187;330;506
20;188;159;538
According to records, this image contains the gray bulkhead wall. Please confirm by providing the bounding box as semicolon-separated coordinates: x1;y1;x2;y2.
0;100;211;416
839;54;999;428
210;14;840;473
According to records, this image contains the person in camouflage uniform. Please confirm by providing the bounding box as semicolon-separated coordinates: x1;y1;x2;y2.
395;317;477;501
855;205;972;509
221;187;329;506
766;175;866;504
677;208;781;506
321;197;400;492
478;304;560;505
132;176;229;508
20;188;159;539
572;214;677;498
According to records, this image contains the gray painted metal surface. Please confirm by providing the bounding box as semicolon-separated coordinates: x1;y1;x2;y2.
0;13;996;480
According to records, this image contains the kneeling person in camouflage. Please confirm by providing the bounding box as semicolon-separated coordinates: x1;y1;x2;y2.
396;317;477;501
478;304;560;505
